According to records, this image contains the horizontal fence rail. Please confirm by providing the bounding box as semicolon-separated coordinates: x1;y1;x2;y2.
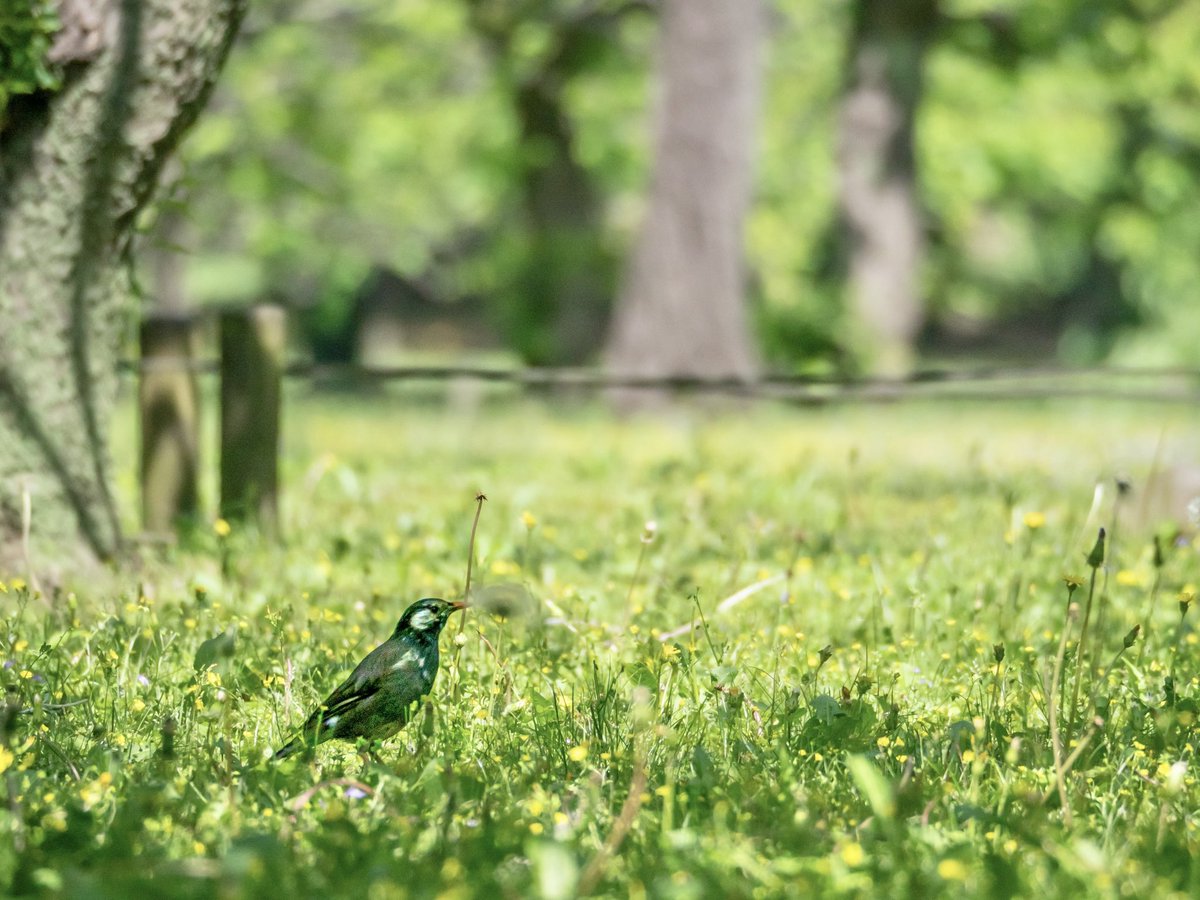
126;304;1200;538
119;358;1200;403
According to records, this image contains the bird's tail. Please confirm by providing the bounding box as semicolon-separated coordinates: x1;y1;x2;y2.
272;737;303;761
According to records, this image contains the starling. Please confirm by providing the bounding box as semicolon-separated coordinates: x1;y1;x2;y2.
273;597;466;760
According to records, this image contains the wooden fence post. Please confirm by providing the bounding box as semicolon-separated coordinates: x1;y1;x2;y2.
219;305;285;531
139;312;200;534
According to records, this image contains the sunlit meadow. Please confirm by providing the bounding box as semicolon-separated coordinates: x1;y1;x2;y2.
2;390;1198;897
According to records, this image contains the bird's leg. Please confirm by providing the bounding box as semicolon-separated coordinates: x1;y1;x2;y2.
355;739;385;774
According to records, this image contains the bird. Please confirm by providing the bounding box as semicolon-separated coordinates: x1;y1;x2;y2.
272;597;466;760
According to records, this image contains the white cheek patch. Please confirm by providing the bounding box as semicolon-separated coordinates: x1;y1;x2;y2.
411;609;436;631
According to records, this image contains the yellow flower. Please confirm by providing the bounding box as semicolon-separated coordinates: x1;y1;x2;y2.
1116;569;1144;588
840;842;865;867
937;859;969;881
661;644;680;660
1023;511;1046;530
567;744;588;762
213;518;231;538
521;510;537;529
0;748;13;775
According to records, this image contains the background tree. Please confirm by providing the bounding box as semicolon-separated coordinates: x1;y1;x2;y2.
920;0;1200;365
463;0;649;365
0;0;245;563
173;1;653;366
110;0;1200;378
604;0;764;385
835;0;938;376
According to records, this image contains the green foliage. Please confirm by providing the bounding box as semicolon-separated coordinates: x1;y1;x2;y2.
2;397;1199;895
168;0;1200;369
180;1;511;305
0;0;61;124
922;0;1200;363
176;0;651;364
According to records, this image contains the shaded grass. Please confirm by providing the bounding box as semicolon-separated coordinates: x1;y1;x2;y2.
2;393;1199;897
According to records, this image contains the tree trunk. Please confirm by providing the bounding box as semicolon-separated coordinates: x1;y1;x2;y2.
604;0;763;388
511;74;612;366
0;0;245;566
837;0;938;376
463;2;635;366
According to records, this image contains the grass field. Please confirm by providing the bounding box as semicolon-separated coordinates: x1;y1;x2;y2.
4;391;1199;897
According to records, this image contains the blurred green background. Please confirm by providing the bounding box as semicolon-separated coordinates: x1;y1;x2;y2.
12;0;1200;372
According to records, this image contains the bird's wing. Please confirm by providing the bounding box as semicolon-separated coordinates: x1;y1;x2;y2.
302;638;423;730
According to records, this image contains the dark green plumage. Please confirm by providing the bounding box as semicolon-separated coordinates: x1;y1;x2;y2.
273;597;465;760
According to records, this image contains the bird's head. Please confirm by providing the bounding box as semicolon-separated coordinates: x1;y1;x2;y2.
395;597;466;637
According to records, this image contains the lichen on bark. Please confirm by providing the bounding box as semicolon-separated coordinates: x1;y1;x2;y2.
0;0;245;566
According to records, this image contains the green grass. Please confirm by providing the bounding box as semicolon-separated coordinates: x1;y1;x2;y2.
4;392;1200;897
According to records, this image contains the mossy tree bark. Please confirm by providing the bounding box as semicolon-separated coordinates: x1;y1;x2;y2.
0;0;245;565
604;0;763;392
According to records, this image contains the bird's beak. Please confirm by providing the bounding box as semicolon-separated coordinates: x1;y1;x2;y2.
450;600;468;611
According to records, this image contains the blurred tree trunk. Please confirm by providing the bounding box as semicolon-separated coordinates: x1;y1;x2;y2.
465;2;643;366
510;66;611;366
0;0;245;566
837;0;938;376
604;0;763;390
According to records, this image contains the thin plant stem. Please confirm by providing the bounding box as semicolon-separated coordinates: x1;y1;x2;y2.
1168;598;1192;692
623;521;657;632
450;493;487;702
456;491;487;638
626;541;649;608
988;646;1004;735
1047;582;1077;823
1044;665;1072;828
1066;568;1098;746
693;592;722;665
1050;594;1075;745
1095;485;1125;649
1068;530;1106;744
1137;567;1163;667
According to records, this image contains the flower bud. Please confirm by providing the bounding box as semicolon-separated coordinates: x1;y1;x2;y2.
1122;624;1140;650
1086;528;1106;569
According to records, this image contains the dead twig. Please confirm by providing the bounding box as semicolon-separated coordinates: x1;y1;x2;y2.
577;749;648;895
